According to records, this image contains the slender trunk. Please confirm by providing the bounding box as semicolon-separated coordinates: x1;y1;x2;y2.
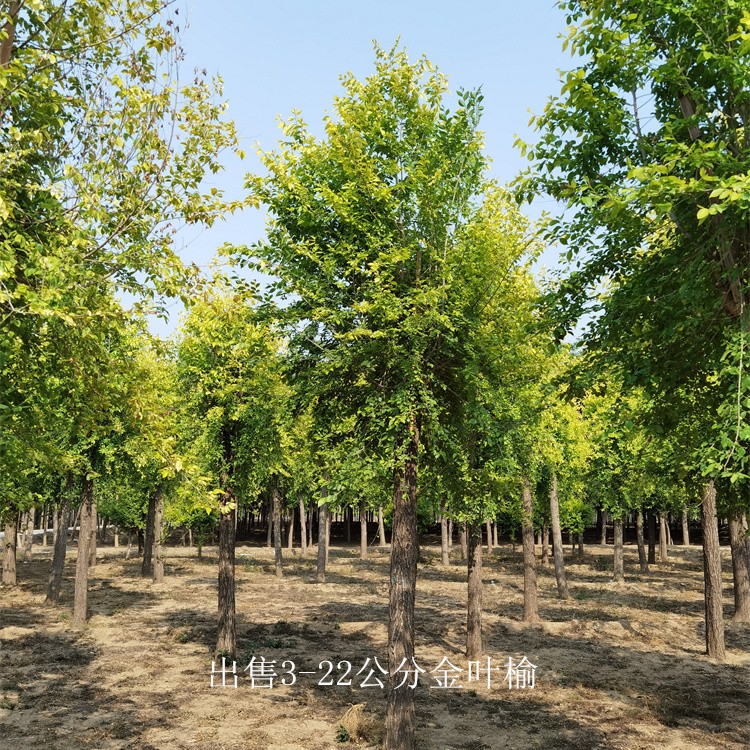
359;498;368;559
485;520;493;552
613;518;624;583
385;414;419;750
378;505;387;548
647;509;656;564
287;507;295;551
636;510;649;574
682;509;691;546
577;531;584;558
448;518;453;548
152;486;165;583
492;522;498;548
142;490;156;577
729;511;750;622
541;520;549;566
600;511;607;545
22;509;34;562
216;498;236;656
659;511;668;562
72;476;94;628
41;506;48;547
345;506;351;545
549;474;569;599
459;524;467;561
466;522;483;660
666;517;673;546
100;516;108;545
521;478;539;623
701;481;725;660
744;513;750;581
46;494;71;604
440;503;450;566
272;479;283;578
317;493;328;583
0;2;20;69
2;512;18;585
298;496;307;557
266;503;272;548
115;526;120;548
88;501;97;568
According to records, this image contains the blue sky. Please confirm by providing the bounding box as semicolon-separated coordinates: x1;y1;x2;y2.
156;0;573;333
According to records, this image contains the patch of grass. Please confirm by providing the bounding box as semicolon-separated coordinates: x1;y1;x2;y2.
0;698;16;710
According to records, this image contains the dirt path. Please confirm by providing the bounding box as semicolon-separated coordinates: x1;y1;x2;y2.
1;542;748;749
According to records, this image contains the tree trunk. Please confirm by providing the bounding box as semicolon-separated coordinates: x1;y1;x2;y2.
521;478;539;623
272;479;283;578
440;503;450;566
287;507;295;551
729;511;750;622
266;503;272;547
466;522;483;660
577;531;584;558
298;496;307;556
459;524;467;561
636;510;649;574
448;518;453;548
152;486;165;583
492;522;498;547
647;509;656;564
701;481;725;660
613;518;624;583
141;489;156;577
88;501;97;568
600;510;607;545
666;517;673;546
359;498;368;559
659;511;668;562
345;506;352;545
549;474;569;599
72;476;94;628
2;512;18;585
378;505;387;547
541;520;549;565
317;493;328;583
216;498;236;656
46;495;71;604
485;520;493;552
22;509;34;562
385;414;419;750
682;509;691;546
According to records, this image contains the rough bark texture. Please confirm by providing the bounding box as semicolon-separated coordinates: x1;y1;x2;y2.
287;508;294;550
729;511;750;622
485;520;493;552
647;509;656;564
152;486;165;583
682;509;691;546
440;504;450;566
22;509;34;562
46;495;71;603
272;480;283;578
141;490;156;577
459;524;467;561
316;493;328;583
613;518;624;583
359;498;368;559
72;476;94;628
466;522;483;660
541;520;549;566
549;474;569;599
88;501;97;568
636;510;649;574
600;510;607;545
378;505;387;548
701;481;725;660
521;478;539;623
385;415;419;750
2;512;18;585
659;511;669;562
216;499;236;656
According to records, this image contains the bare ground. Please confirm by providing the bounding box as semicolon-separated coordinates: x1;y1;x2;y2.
1;540;749;750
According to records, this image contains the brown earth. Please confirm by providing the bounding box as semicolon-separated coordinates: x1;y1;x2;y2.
1;540;749;750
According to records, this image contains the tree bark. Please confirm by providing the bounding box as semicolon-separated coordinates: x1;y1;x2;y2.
440;502;450;566
647;509;656;564
142;489;156;577
88;500;97;568
359;497;368;559
378;505;387;547
613;518;624;583
385;414;419;750
636;509;649;574
317;492;328;583
466;522;483;660
485;519;493;552
682;509;691;546
600;510;607;545
541;519;549;565
448;518;453;548
659;511;668;562
729;510;750;622
2;511;18;585
216;498;236;656
521;478;539;623
272;479;283;578
701;481;725;660
22;509;34;562
459;523;467;561
287;507;294;550
46;493;71;604
72;476;94;628
298;495;307;557
152;486;165;583
549;474;569;599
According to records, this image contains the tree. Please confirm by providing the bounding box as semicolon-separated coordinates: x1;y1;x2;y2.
247;45;487;750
